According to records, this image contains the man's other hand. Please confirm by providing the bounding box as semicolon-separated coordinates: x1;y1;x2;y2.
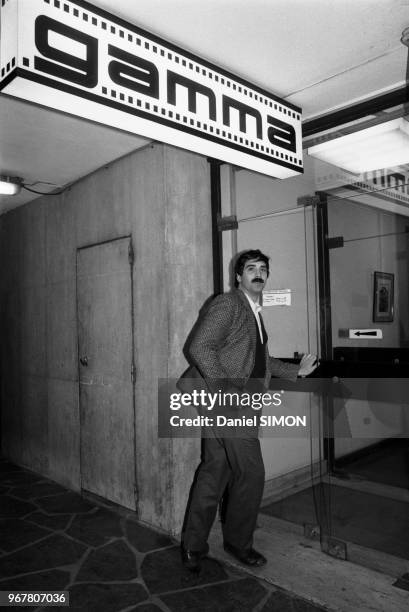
298;353;318;377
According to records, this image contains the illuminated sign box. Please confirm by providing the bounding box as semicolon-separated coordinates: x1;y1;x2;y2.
0;0;303;179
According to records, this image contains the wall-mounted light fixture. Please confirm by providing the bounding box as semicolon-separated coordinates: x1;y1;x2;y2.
307;118;409;174
0;175;23;195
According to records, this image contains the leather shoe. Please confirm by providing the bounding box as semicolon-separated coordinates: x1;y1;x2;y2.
224;542;267;567
181;547;207;571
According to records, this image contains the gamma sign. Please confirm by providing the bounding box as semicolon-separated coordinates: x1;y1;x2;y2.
0;0;303;179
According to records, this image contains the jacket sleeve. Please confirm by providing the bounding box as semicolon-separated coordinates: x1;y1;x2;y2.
269;356;299;381
189;294;237;385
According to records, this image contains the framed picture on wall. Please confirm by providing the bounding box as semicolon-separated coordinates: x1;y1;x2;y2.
373;271;394;322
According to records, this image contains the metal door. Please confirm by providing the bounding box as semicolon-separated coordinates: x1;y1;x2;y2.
77;237;136;509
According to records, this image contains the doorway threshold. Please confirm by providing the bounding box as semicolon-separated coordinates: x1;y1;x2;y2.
327;473;409;504
260;480;409;574
208;519;409;612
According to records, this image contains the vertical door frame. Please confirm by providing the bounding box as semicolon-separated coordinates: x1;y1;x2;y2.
315;192;336;471
208;158;224;295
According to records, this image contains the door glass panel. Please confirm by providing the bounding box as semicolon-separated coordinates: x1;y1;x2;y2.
323;189;409;566
221;114;409;577
220;163;329;563
306;117;409;573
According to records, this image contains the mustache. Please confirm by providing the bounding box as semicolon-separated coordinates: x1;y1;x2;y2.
252;278;264;283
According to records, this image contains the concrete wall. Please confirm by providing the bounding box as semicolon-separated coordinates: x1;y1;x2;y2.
0;143;212;535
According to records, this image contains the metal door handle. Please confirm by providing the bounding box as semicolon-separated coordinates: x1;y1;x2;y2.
80;356;88;366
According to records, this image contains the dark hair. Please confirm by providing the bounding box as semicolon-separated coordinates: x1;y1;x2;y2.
234;249;270;287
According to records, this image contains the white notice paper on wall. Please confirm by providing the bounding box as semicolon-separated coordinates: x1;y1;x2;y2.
263;289;292;306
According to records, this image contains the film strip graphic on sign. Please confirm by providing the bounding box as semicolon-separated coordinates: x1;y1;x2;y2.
0;0;303;179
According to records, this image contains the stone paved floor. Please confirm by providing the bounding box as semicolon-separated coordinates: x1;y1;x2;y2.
0;458;330;611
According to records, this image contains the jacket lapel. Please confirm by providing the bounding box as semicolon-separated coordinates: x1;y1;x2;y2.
235;287;253;313
234;288;257;347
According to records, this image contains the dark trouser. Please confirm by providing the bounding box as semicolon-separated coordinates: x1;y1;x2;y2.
182;435;265;552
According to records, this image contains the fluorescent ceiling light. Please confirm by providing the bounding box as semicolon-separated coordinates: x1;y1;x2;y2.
307;118;409;174
0;176;22;195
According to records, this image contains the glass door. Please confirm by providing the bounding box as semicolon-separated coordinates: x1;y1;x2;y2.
317;167;409;574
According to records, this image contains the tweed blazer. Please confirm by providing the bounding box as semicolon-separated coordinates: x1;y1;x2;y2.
189;289;299;390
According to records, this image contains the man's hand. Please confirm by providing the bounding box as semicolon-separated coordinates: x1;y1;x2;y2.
298;353;318;377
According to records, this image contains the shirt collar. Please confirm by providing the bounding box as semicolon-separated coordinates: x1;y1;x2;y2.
241;289;262;315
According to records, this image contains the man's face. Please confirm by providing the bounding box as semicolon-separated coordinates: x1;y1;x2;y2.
237;258;268;298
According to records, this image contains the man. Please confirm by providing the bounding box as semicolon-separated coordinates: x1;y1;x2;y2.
181;249;317;571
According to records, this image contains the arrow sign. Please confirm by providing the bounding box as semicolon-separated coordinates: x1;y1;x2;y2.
356;331;377;336
349;329;382;339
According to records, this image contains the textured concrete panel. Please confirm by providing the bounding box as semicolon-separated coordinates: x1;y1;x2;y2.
0;212;22;293
47;378;80;489
162;146;212;535
47;280;78;380
20;375;48;474
18;200;47;290
0;142;214;536
71;160;132;248
1;289;23;462
45;194;76;284
130;145;170;530
20;285;47;376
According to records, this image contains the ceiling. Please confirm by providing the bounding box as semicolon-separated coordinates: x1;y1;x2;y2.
1;0;408;212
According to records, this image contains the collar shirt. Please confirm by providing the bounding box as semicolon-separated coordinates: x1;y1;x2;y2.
242;291;264;343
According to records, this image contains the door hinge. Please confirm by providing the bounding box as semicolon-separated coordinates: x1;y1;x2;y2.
217;214;238;231
131;362;136;384
297;195;320;207
322;537;347;560
326;235;344;249
128;241;134;265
